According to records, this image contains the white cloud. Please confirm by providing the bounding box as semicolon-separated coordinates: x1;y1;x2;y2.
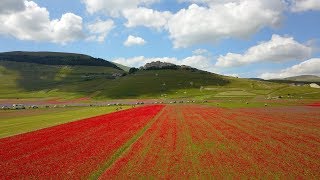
50;13;84;44
0;1;84;44
167;0;285;48
192;48;210;55
123;7;172;30
87;19;114;42
84;0;288;49
181;55;213;70
113;56;177;68
291;0;320;12
224;73;240;77
216;34;313;67
178;0;242;6
259;58;320;79
112;55;215;71
124;35;146;47
82;0;159;17
0;0;25;14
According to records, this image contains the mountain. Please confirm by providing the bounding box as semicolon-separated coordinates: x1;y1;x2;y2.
112;62;131;72
140;61;196;71
267;75;320;84
0;60;229;99
283;75;320;82
0;51;319;100
249;78;265;81
0;51;121;70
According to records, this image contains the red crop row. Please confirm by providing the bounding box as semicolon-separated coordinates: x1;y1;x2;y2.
102;106;195;179
0;105;164;179
101;105;320;179
308;102;320;107
1;104;319;178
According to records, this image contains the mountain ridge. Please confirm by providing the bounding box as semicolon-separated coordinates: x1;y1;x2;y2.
0;51;319;100
0;51;121;70
283;75;320;82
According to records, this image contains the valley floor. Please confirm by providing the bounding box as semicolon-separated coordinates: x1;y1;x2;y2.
0;104;319;178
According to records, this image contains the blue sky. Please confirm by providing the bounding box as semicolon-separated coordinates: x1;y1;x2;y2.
0;0;320;78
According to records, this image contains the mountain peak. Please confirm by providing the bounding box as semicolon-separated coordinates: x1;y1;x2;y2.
140;61;195;71
0;51;121;70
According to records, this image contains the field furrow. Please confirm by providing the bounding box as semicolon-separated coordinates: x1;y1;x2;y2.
101;105;320;179
0;105;164;179
1;104;319;179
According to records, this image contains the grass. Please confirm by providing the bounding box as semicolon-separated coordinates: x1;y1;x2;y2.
204;101;269;108
0;61;123;99
0;106;130;138
202;99;311;108
1;60;320;100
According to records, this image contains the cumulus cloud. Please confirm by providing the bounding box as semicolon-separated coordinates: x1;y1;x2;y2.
124;35;147;47
178;0;242;6
113;55;214;71
123;7;172;30
50;13;84;44
181;55;213;70
216;34;313;67
84;0;288;49
0;0;25;14
224;73;240;77
82;0;159;17
291;0;320;12
192;48;210;55
167;0;285;48
113;56;177;68
0;1;84;44
259;58;320;79
87;19;114;42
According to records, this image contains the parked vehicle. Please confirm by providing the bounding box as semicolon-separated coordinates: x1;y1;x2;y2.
31;105;39;109
12;104;25;110
1;106;10;110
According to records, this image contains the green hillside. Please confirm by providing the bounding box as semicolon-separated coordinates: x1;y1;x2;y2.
0;60;228;99
284;75;320;82
0;51;121;69
0;60;124;99
112;62;131;72
0;52;319;100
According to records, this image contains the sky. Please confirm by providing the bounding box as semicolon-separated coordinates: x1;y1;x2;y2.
0;0;320;79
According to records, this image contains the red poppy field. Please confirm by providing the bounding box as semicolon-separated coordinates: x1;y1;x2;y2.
1;104;319;179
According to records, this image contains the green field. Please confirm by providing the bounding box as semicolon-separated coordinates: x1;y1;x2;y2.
202;99;314;108
0;106;130;138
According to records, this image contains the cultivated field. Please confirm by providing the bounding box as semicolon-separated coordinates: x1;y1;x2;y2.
0;106;130;138
0;105;163;178
0;104;319;179
103;105;320;178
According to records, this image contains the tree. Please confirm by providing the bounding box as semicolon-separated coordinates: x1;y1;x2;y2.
129;67;139;74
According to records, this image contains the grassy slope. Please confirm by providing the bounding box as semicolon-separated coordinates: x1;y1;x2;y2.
112;62;131;72
0;61;124;99
94;69;229;99
0;60;319;100
284;75;320;82
0;106;130;138
0;51;121;69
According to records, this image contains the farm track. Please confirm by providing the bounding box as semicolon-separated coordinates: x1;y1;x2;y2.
0;104;319;179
